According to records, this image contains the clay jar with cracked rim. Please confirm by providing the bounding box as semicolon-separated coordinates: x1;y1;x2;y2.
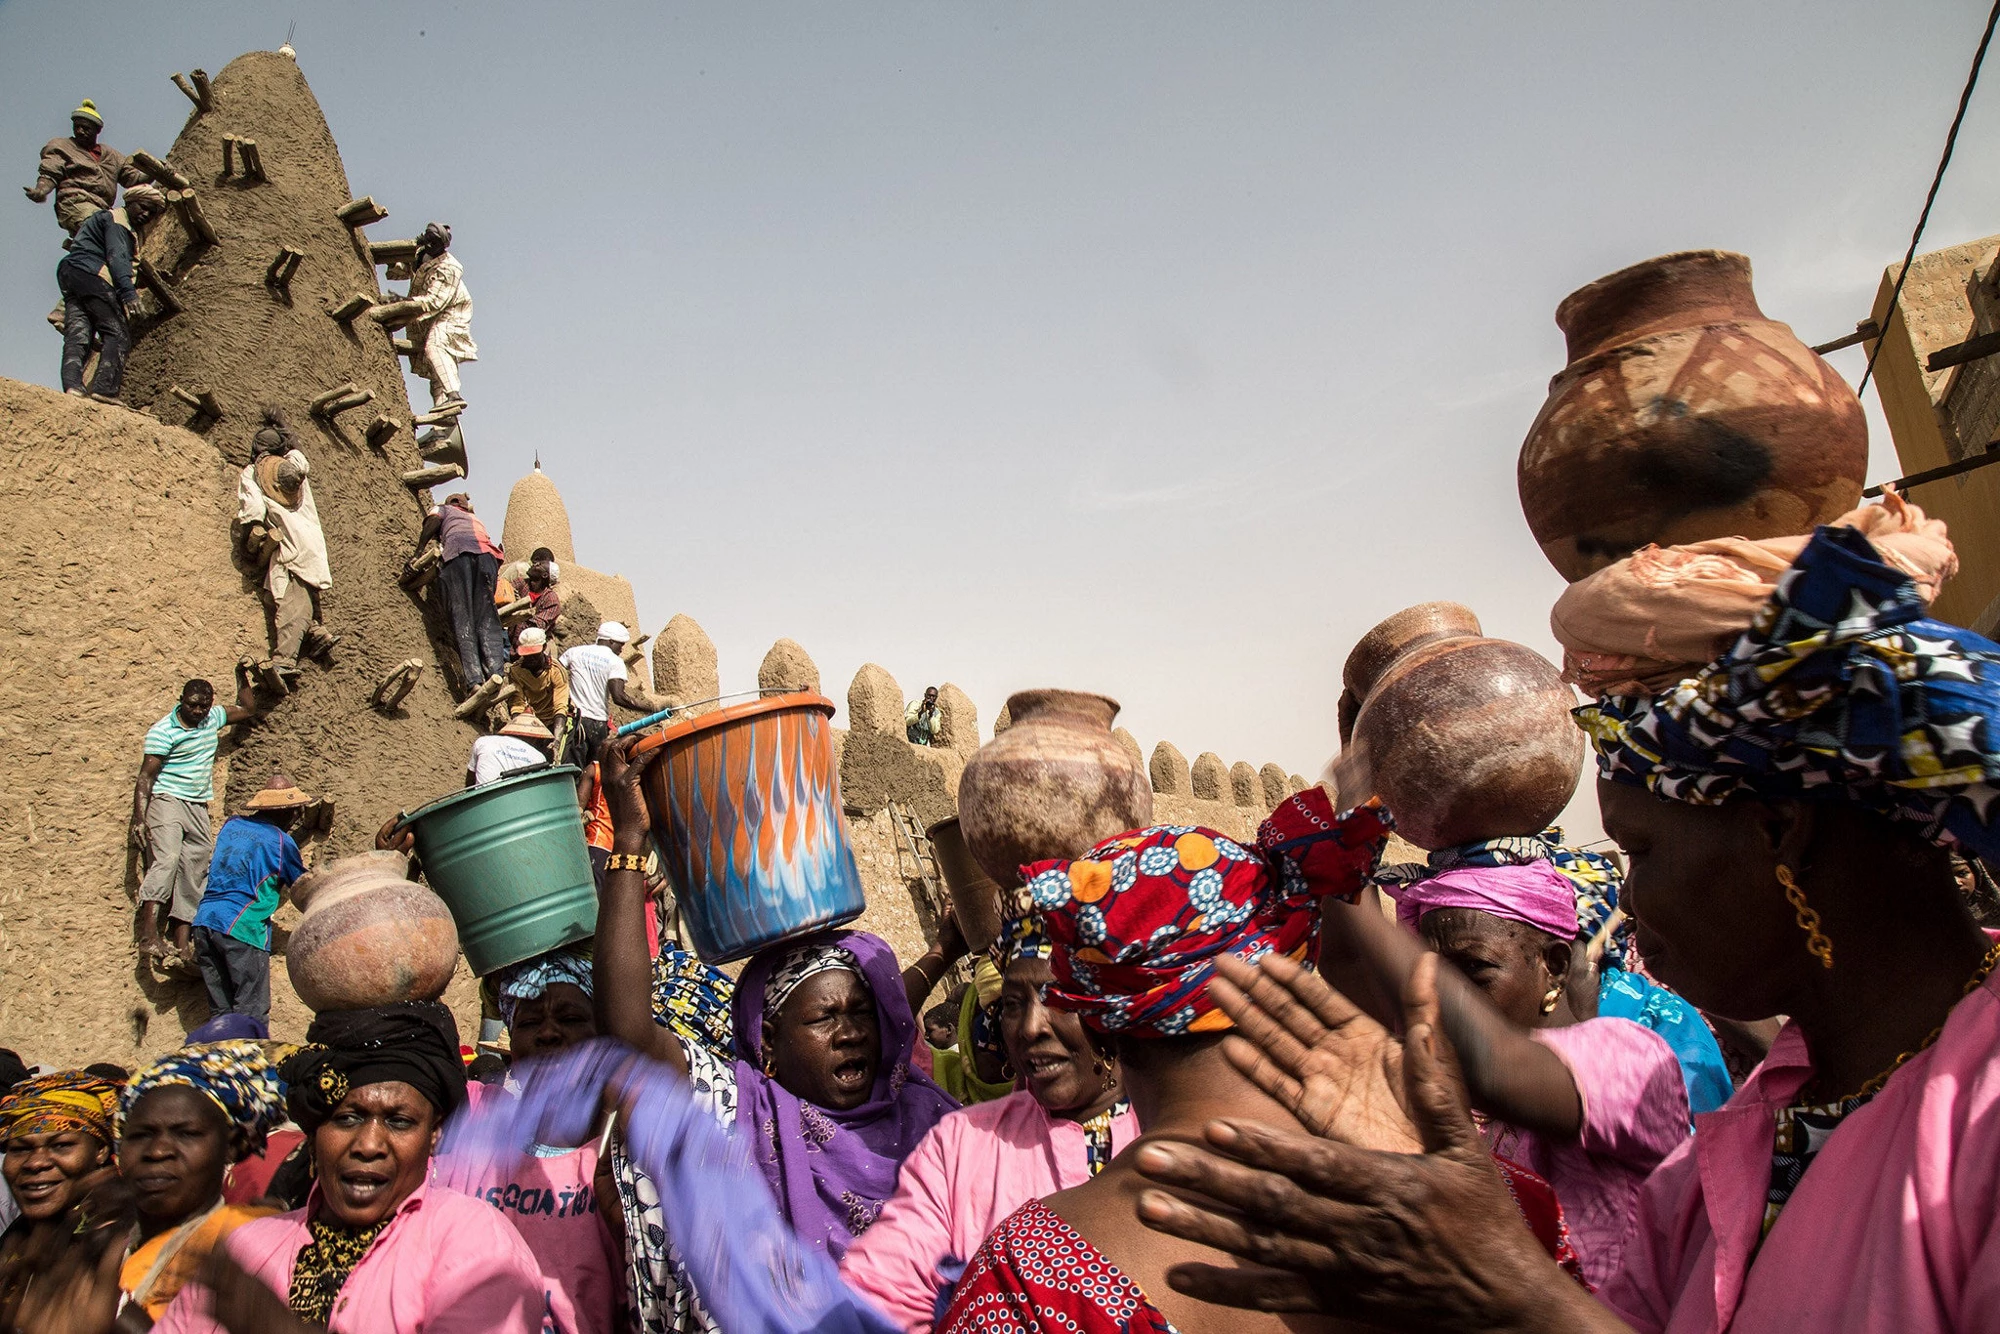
285;850;459;1012
1518;249;1867;582
1338;603;1582;851
958;690;1155;888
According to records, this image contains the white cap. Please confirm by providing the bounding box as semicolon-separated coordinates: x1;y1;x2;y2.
516;627;547;653
598;621;630;642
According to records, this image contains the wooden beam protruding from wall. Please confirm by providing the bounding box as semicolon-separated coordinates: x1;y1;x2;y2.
170;72;211;112
265;247;304;293
335;196;388;227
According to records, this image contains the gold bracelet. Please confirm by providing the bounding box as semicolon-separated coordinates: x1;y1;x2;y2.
604;852;647;873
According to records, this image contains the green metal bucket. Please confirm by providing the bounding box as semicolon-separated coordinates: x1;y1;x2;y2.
397;765;596;977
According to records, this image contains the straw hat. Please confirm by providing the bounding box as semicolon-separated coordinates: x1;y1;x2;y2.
245;772;312;810
498;714;555;742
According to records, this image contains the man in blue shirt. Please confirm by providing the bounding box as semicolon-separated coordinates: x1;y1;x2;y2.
190;775;311;1023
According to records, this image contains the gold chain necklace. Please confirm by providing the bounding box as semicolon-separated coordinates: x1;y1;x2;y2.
1807;936;2000;1106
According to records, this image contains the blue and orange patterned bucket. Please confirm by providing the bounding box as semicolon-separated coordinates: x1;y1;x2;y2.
636;692;866;963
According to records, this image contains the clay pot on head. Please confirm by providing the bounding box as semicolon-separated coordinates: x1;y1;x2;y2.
957;690;1155;887
285;851;459;1013
1337;604;1582;851
1518;250;1867;582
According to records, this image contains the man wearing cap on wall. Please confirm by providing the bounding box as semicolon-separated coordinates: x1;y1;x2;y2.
505;626;583;764
188;773;311;1025
24;99;146;235
467;713;555;787
133;671;267;972
559;622;659;762
235;407;337;691
418;492;510;690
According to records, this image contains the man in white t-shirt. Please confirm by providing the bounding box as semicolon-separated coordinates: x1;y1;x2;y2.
466;713;554;787
559;621;657;761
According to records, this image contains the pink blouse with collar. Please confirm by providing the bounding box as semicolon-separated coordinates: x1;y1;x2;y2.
150;1180;552;1334
1600;965;2000;1333
840;1089;1141;1332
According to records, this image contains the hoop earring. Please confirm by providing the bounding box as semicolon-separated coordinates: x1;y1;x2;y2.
1777;865;1835;970
763;1049;777;1078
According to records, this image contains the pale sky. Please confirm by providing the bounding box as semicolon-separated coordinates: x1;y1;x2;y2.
7;1;1999;844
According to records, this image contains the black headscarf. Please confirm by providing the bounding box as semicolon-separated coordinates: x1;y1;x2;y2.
279;1001;467;1130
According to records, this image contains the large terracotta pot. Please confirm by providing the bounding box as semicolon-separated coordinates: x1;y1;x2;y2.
285;851;460;1013
927;816;1005;954
1518;250;1867;582
1337;604;1581;850
958;690;1154;887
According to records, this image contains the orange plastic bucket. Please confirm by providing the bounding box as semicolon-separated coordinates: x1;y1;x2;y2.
634;692;865;962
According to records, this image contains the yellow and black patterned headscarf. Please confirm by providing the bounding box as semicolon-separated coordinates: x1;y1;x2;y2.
0;1071;121;1146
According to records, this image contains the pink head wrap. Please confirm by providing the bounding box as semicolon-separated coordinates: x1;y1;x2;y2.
1386;860;1580;941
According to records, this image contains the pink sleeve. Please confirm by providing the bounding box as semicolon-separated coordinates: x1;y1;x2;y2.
421;1196;553;1333
1595;1137;1705;1333
1537;1018;1690;1169
839;1117;959;1333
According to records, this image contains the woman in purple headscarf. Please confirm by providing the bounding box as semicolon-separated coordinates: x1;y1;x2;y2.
591;735;960;1333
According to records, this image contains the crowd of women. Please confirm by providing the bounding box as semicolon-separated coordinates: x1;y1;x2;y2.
5;478;2000;1332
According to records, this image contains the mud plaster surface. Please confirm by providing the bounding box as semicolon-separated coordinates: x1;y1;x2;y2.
1;50;497;1065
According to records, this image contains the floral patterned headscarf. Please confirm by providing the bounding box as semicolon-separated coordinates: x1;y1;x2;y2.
1022;788;1392;1037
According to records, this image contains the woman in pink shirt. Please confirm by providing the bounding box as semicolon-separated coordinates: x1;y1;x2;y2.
1126;526;2000;1333
839;916;1137;1331
432;949;620;1334
153;1001;549;1334
1325;859;1689;1287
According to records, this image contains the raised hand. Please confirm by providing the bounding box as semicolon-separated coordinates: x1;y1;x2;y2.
1132;954;1627;1333
595;731;661;847
1208;948;1418;1153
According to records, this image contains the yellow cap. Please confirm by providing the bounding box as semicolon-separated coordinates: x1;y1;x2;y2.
72;99;102;126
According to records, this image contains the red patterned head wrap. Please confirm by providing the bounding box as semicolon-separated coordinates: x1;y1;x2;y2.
1020;789;1391;1037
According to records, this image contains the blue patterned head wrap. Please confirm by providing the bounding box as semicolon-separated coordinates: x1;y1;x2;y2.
118;1039;291;1163
1578;525;2000;860
494;948;594;1028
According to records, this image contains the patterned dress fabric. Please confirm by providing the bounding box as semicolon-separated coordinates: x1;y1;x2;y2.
287;1215;388;1323
649;941;738;1060
1764;1095;1869;1237
941;1184;1582;1334
937;1200;1178;1334
1078;1097;1129;1177
1578;524;2000;862
1021;789;1392;1036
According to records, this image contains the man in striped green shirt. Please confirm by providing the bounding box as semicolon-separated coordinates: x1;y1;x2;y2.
132;673;265;968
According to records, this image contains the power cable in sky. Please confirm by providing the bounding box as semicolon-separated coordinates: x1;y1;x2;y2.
1857;0;2000;397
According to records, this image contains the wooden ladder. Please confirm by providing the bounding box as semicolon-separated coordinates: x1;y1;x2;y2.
887;801;947;921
